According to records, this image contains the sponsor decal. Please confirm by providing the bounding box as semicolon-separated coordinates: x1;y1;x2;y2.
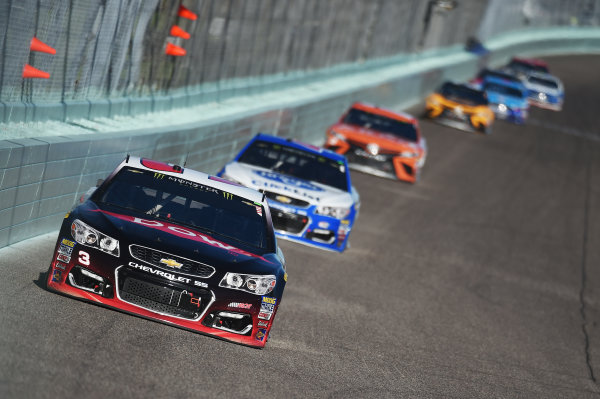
55;262;67;270
57;253;71;263
253;170;324;192
255;206;263;216
318;221;330;229
255;328;267;342
341;219;350;225
223;192;233;200
262;296;276;305
58;243;73;256
258;311;272;320
51;269;62;283
228;302;252;309
260;296;277;315
128;262;208;287
190;295;201;308
283;272;288;282
64;212;70;219
96;210;269;262
160;258;183;269
257;320;269;328
61;238;75;248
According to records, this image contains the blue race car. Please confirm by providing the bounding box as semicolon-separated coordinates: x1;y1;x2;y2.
482;75;529;124
218;133;360;253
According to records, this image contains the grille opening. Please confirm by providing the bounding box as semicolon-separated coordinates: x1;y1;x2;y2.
68;266;113;298
271;210;308;234
306;229;335;244
117;267;211;320
402;163;414;176
129;245;215;278
202;311;253;335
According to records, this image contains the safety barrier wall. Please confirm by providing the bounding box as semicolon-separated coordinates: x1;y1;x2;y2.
1;27;600;248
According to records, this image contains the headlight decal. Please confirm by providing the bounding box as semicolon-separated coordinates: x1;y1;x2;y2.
70;219;120;257
315;206;350;219
219;272;276;295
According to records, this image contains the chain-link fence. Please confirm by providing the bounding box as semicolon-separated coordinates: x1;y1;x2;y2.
1;0;599;123
0;1;485;109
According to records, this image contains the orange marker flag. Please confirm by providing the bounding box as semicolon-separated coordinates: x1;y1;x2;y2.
165;42;186;56
30;37;56;54
170;25;190;40
23;64;50;79
178;5;197;20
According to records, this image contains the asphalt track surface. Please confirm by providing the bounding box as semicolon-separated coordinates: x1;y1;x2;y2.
1;54;599;398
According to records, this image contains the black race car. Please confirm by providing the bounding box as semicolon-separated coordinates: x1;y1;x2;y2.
46;156;286;348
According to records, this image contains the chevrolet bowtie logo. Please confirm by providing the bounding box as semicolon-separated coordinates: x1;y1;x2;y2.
275;195;292;204
160;258;183;269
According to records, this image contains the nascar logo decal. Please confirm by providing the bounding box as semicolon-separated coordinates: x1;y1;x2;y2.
253;170;324;192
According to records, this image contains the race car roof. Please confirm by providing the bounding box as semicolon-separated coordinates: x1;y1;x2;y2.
122;156;265;204
252;133;346;163
350;102;417;124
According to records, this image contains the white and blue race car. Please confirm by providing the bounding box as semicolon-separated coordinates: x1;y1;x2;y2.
218;133;360;252
523;71;564;111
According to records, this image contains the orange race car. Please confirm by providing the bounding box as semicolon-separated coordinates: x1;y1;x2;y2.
324;103;427;183
425;81;495;134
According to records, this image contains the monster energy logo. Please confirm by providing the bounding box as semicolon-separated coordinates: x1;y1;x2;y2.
154;173;165;179
223;192;233;200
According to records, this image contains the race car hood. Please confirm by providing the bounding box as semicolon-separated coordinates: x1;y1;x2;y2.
223;162;354;208
72;201;278;274
330;123;421;153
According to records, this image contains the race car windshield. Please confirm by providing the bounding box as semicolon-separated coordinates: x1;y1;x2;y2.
528;76;558;89
484;82;525;99
93;167;272;252
440;83;488;106
342;108;418;142
238;140;348;191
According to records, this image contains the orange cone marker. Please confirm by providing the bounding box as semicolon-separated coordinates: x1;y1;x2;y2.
178;5;197;20
165;42;186;56
30;37;56;54
170;25;190;39
23;64;50;79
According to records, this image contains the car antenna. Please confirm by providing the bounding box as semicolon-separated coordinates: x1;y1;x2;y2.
183;152;189;168
126;153;130;163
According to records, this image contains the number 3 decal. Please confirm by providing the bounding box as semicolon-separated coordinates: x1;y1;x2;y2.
78;250;90;266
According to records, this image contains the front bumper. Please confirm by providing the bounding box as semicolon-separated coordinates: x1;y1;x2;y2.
47;238;281;348
425;105;491;134
325;142;422;183
268;203;354;252
527;92;563;111
489;103;527;124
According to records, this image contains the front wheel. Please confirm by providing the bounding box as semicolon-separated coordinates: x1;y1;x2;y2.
476;123;492;135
